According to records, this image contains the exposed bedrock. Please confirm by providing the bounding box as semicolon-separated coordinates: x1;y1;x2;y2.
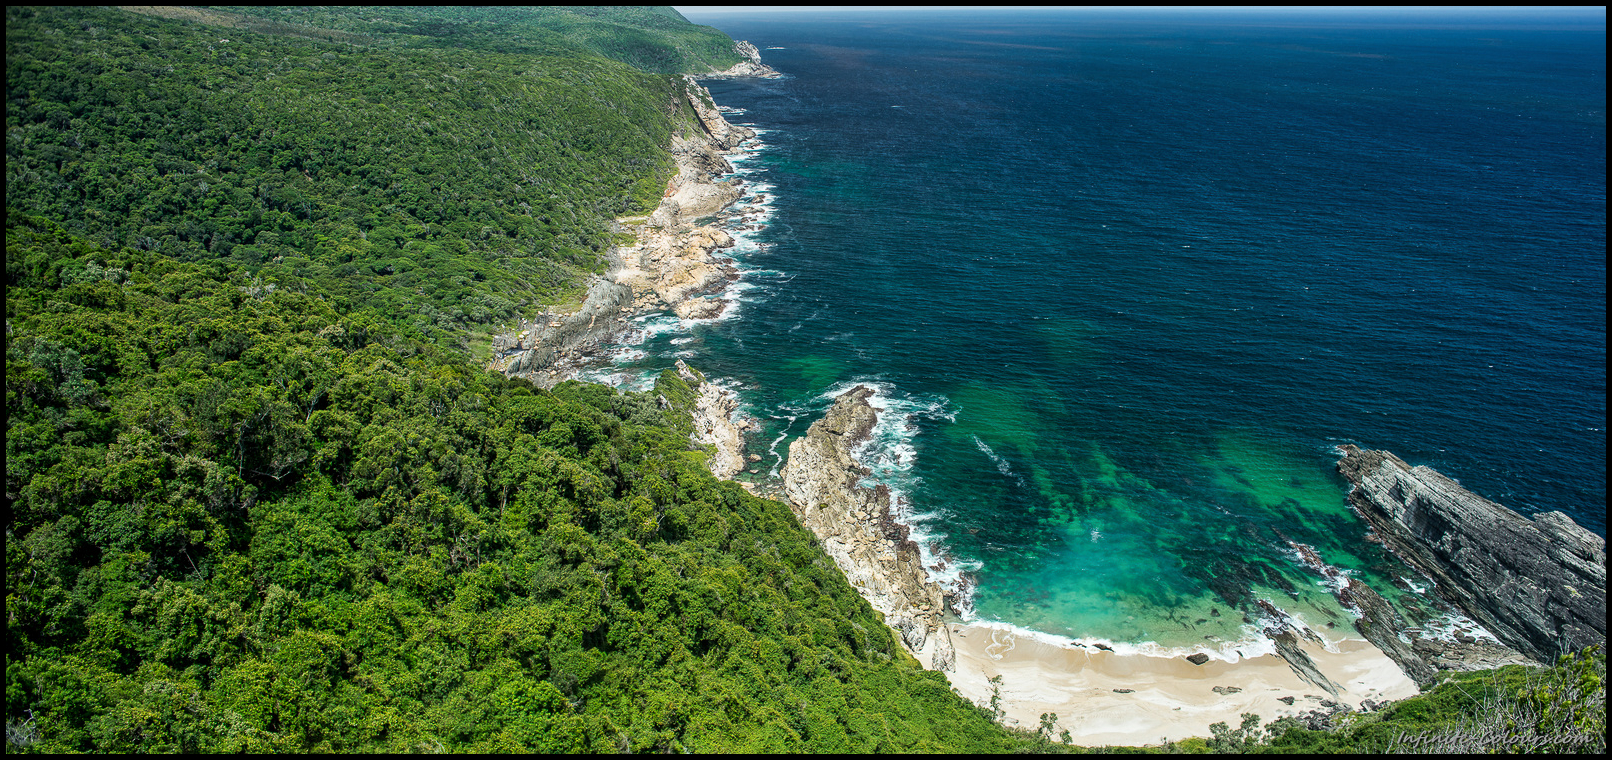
672;360;754;480
780;386;956;670
681;77;758;150
1282;537;1438;686
700;41;784;80
489;80;754;383
1337;445;1606;663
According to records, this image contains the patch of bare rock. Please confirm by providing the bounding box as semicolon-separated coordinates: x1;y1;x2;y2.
780;386;959;671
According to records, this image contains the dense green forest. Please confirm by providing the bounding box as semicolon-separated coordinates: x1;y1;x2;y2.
6;6;734;349
5;6;1027;752
4;214;1032;752
6;5;1601;754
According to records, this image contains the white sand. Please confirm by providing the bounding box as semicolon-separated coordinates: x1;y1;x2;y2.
943;622;1419;747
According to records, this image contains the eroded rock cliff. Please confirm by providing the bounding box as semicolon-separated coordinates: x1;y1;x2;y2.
780;386;957;671
1336;445;1606;663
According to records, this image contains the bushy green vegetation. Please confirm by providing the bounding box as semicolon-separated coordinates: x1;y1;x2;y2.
4;214;1034;752
10;5;1594;754
7;6;710;348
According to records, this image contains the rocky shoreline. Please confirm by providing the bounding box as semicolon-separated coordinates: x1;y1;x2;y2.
1336;445;1606;664
670;360;757;480
490;59;766;387
779;386;960;671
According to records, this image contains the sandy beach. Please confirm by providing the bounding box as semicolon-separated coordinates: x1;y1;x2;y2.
941;622;1419;746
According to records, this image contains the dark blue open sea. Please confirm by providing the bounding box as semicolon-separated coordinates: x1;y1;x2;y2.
598;10;1605;652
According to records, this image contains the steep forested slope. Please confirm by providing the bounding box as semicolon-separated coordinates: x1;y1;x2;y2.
4;215;1023;752
212;6;747;75
7;6;705;348
5;6;1034;752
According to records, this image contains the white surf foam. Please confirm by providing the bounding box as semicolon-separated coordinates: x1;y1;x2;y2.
1409;610;1503;645
972;434;1028;488
808;380;968;599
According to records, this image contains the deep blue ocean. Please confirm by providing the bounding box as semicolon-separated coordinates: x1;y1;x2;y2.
600;10;1606;650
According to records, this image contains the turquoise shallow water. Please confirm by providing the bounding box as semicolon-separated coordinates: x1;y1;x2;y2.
593;10;1606;651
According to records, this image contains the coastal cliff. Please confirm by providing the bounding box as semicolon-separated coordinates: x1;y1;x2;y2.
701;40;783;79
1336;445;1607;663
491;78;758;384
780;387;958;671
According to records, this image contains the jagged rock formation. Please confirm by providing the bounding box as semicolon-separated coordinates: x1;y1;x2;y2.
1253;599;1344;699
701;40;782;79
1337;445;1606;663
1411;638;1538;672
488;277;634;387
673;360;754;479
680;77;757;152
1283;538;1438;686
780;386;957;671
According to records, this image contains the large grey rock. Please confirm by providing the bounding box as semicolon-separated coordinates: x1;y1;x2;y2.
780;386;954;670
1337;445;1606;663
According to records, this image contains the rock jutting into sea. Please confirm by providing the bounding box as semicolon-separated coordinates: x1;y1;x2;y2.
1281;536;1439;686
671;360;756;480
1336;445;1607;663
490;77;758;386
700;40;783;79
780;386;959;671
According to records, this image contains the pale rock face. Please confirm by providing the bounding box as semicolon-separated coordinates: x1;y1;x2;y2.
489;81;756;385
682;78;757;150
675;360;753;479
780;386;957;671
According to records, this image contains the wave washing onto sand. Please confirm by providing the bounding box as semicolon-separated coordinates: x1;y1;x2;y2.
961;618;1287;664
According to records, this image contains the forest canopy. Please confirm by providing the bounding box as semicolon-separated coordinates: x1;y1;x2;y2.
6;6;1030;752
6;6;734;349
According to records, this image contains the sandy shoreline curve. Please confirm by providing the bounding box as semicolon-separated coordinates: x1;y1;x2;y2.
940;621;1419;745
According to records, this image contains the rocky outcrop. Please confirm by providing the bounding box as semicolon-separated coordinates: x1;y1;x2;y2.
681;78;757;151
1282;537;1438;686
780;386;956;670
490;80;756;383
1254;599;1344;699
673;360;754;479
1411;638;1538;672
615;221;740;320
617;81;755;320
700;41;782;80
488;277;634;388
1337;445;1606;663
